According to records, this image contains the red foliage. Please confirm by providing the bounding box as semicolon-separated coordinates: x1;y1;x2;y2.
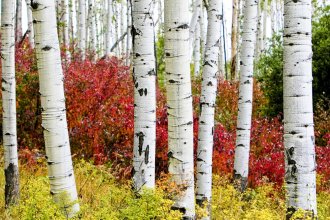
3;42;330;188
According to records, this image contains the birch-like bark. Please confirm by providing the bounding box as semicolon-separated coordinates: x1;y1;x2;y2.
230;0;239;81
196;0;222;218
194;22;201;77
30;0;79;216
255;0;263;59
132;0;156;193
200;6;207;60
106;0;113;56
16;0;23;43
233;0;258;192
283;0;317;218
26;1;35;48
78;0;86;59
62;0;71;61
1;0;20;207
165;1;195;218
189;0;201;47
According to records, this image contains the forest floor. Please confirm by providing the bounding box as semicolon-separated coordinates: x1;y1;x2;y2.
1;157;330;220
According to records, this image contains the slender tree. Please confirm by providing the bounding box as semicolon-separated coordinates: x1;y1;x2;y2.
131;0;156;192
106;0;113;56
1;0;20;207
196;0;222;218
164;0;195;218
26;1;35;48
283;0;317;218
15;0;23;43
78;0;86;59
62;0;71;60
30;0;80;216
233;0;258;192
230;0;239;80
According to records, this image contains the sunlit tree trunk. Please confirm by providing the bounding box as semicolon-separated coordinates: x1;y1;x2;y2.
233;0;258;192
131;0;156;193
283;0;317;218
1;0;20;208
196;0;222;218
78;0;86;59
165;1;195;218
230;0;238;80
30;0;79;216
26;1;35;48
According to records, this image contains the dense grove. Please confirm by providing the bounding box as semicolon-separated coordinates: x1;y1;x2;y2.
1;42;329;190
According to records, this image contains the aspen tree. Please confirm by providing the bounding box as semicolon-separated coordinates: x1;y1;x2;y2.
30;0;79;216
26;1;35;48
131;0;156;192
78;0;86;59
165;0;195;218
1;0;20;207
283;0;317;218
230;0;239;80
233;0;258;192
16;0;23;43
196;0;222;218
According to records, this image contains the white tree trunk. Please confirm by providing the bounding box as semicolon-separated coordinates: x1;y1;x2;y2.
194;22;201;77
255;0;263;59
230;0;239;80
164;1;195;218
132;0;156;193
283;0;317;218
78;0;86;59
1;0;20;207
200;6;207;60
196;0;222;218
26;1;35;48
233;0;258;192
106;0;113;56
30;1;79;216
62;0;71;61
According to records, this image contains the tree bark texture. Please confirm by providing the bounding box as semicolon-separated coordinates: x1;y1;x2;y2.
1;0;20;207
164;0;195;218
233;0;258;192
283;0;317;218
196;0;222;219
132;0;156;192
31;0;80;216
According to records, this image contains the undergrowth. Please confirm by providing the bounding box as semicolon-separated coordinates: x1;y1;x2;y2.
0;158;330;219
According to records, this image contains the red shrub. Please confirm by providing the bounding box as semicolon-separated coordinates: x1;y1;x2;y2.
2;43;330;188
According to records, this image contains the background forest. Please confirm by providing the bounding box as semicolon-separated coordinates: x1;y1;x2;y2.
0;0;330;219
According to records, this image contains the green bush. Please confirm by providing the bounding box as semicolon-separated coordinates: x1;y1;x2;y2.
256;5;330;117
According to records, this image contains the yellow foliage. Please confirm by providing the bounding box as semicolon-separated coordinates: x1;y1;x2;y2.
0;155;330;219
